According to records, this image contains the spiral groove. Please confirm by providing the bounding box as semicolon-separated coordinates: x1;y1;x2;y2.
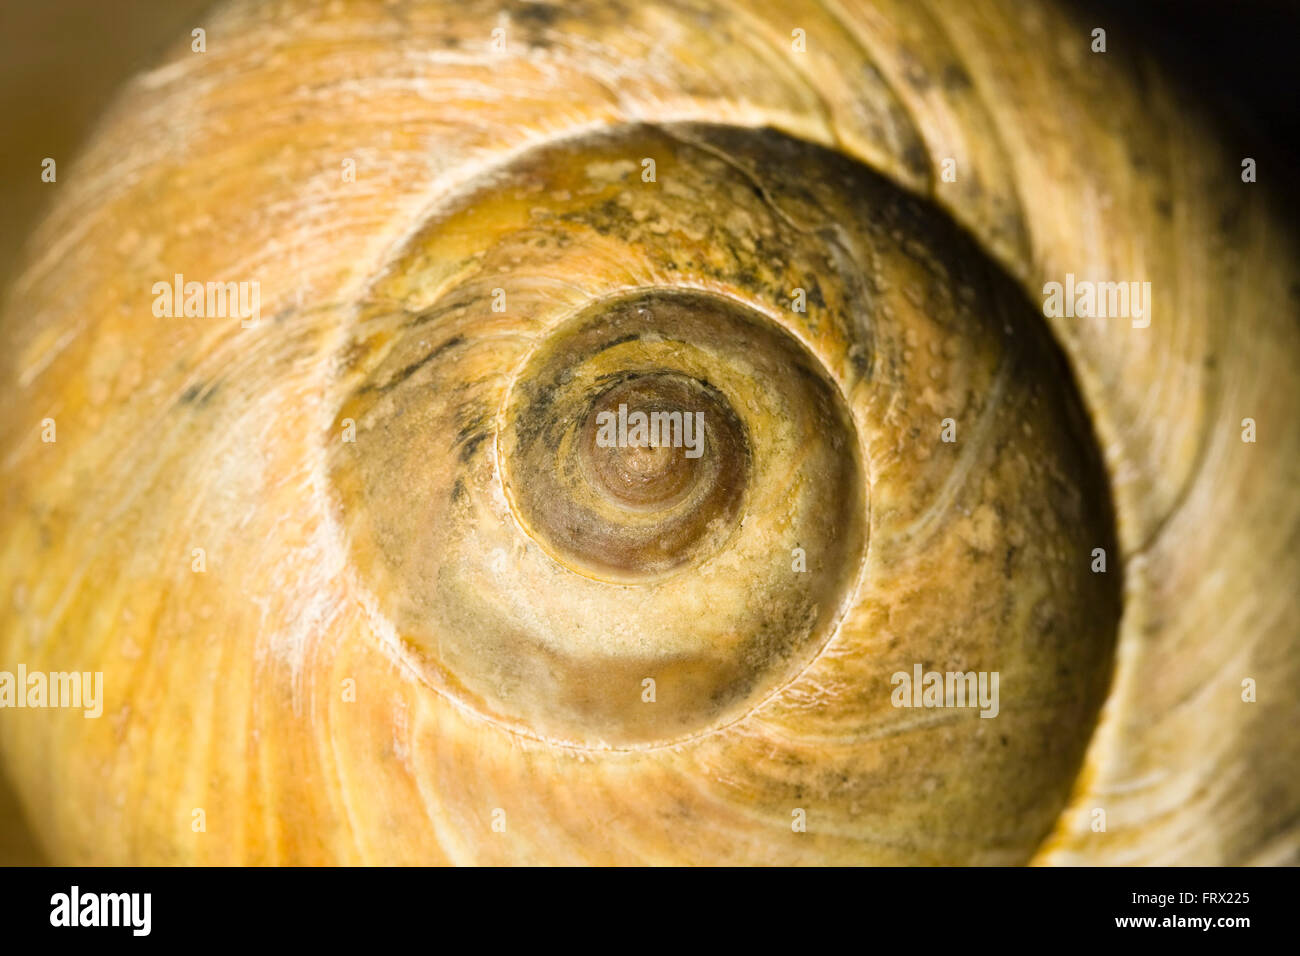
2;0;1295;866
324;122;1119;842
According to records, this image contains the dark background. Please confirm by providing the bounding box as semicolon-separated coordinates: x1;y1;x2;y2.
0;0;1296;866
1076;0;1300;167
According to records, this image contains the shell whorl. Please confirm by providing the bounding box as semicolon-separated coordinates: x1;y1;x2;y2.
0;0;1296;865
328;121;1117;787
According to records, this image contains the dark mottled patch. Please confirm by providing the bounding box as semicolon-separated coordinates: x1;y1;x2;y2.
573;197;630;237
804;277;827;310
378;334;466;392
458;432;488;463
903;141;930;179
520;380;558;428
849;348;871;380
512;1;562;27
1127;147;1152;173
599;332;641;351
454;401;493;463
591;369;641;391
942;63;973;90
1218;205;1243;235
181;382;216;406
751;234;789;273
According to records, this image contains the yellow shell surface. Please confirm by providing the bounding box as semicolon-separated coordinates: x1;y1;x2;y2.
0;0;1297;865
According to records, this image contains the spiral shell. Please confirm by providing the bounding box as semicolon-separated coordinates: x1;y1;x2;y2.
1;0;1297;865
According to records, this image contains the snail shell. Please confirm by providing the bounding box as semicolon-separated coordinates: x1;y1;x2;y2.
0;0;1296;865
